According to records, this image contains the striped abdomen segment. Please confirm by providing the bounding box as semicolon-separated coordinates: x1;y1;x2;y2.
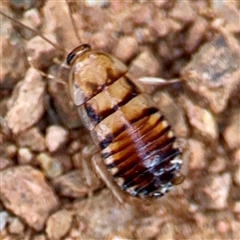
83;75;182;198
68;46;183;198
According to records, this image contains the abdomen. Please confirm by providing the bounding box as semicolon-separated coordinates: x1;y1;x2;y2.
68;46;183;198
82;75;182;198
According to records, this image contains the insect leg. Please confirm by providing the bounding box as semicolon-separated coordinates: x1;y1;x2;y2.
175;138;189;178
81;145;100;193
91;154;127;204
139;77;181;86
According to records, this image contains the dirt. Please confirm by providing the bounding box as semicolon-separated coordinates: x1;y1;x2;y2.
0;0;240;239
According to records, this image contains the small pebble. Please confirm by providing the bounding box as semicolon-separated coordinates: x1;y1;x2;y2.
220;3;240;33
188;138;206;170
24;8;42;29
216;220;230;234
33;234;47;240
232;201;240;214
5;144;17;158
67;140;82;154
48;78;82;129
0;166;59;231
0;157;14;170
1;32;27;89
181;34;240;114
90;32;110;52
223;110;240;150
233;149;240;165
233;165;240;186
132;5;152;25
150;15;170;38
208;157;227;173
72;152;82;169
36;153;63;178
155;92;189;138
169;0;196;23
17;127;46;152
45;125;69;152
46;210;72;239
51;153;73;173
113;36;138;62
194;173;231;210
6;68;45;134
129;51;161;79
0;211;9;231
8;217;25;235
180;97;218;141
157;223;175;240
52;169;102;198
193;212;207;228
26;35;58;69
18;148;33;165
184;17;208;53
135;217;161;239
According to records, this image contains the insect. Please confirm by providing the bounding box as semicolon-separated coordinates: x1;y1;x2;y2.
1;2;185;201
67;44;184;198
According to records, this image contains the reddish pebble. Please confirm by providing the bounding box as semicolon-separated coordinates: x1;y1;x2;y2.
45;125;69;152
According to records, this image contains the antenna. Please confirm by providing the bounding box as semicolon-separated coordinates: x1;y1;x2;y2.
0;10;65;53
65;0;83;44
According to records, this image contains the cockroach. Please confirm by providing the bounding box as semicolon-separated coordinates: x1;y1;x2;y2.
67;44;184;199
0;3;185;202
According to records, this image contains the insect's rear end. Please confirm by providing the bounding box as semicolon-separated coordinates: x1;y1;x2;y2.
67;44;184;198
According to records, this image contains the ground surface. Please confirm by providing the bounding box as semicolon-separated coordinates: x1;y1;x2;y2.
0;0;240;239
